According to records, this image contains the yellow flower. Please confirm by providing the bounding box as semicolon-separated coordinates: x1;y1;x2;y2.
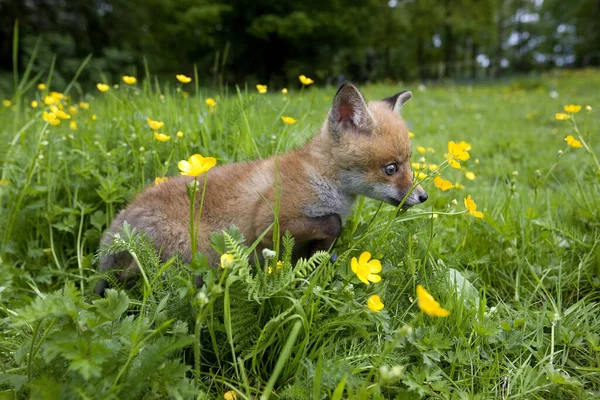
434;176;454;191
122;76;137;85
298;75;314;85
465;171;476;180
411;162;421;170
586;105;592;111
281;116;297;124
176;131;184;138
564;104;581;114
367;295;384;312
555;113;570;120
205;98;217;107
31;100;38;108
464;194;484;218
37;83;46;90
69;106;78;115
256;84;268;94
0;179;9;185
224;390;237;400
565;135;582;149
176;74;192;83
43;96;56;106
428;164;438;171
276;260;283;269
69;121;77;131
457;141;471;151
455;183;465;189
447;141;470;169
221;253;234;269
416;284;450;317
147;117;164;130
42;111;60;126
91;114;97;121
154;132;171;142
281;88;288;94
51;106;70;119
351;252;382;285
2;99;11;107
79;101;90;110
416;146;427;154
408;132;415;138
96;83;110;92
49;91;63;100
154;177;168;185
178;154;217;177
416;171;427;180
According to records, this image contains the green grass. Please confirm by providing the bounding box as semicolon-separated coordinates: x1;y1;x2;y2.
1;67;599;399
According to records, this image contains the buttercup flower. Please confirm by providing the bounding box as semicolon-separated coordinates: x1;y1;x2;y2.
555;113;570;120
2;100;11;107
298;75;314;85
256;84;268;94
154;177;168;185
69;121;77;131
464;194;484;218
37;83;46;90
31;100;38;108
221;254;234;269
205;98;217;108
281;88;288;94
122;76;137;85
176;74;192;83
51;106;70;119
91;114;97;121
416;171;427;180
224;390;237;400
69;106;78;115
447;141;470;169
565;135;582;148
465;171;476;180
416;284;450;317
42;111;60;126
351;252;382;285
79;101;90;109
96;83;110;92
564;105;581;114
281;116;297;124
178;154;217;177
176;131;184;138
44;96;56;106
408;132;415;138
147;117;164;130
434;176;454;191
586;105;592;111
154;132;171;142
367;295;384;312
417;146;427;154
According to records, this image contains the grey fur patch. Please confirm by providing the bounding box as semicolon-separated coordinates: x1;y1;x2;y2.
305;171;355;220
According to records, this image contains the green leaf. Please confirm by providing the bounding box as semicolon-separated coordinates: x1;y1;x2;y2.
93;289;129;321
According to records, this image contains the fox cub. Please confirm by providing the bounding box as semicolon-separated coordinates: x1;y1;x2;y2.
97;83;427;293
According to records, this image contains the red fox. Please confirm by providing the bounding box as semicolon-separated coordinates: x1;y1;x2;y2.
97;83;427;293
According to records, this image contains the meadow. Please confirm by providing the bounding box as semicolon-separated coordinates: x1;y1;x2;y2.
0;65;599;399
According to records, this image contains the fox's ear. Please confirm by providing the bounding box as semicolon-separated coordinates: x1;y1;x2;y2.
328;83;374;137
381;90;412;114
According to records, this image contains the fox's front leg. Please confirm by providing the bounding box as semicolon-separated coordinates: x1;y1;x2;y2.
282;214;342;259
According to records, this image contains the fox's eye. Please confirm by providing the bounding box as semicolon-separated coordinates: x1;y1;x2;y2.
384;163;398;176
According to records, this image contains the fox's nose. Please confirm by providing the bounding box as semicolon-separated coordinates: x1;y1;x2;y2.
418;191;428;203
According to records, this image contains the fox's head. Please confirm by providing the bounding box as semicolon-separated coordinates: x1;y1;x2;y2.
322;83;427;208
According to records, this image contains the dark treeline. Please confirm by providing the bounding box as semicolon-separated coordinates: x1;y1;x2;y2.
0;0;598;89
